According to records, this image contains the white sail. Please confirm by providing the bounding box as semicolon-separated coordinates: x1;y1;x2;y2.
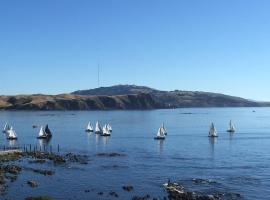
107;124;112;132
209;123;218;137
38;126;46;137
86;122;93;131
157;127;165;138
95;121;102;133
3;123;10;133
102;124;107;134
89;123;93;131
157;128;162;137
228;120;235;132
101;124;111;136
86;122;90;130
7;127;17;139
161;123;167;135
3;123;7;131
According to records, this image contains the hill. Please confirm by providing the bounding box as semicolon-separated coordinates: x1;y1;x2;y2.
0;93;161;110
72;85;270;108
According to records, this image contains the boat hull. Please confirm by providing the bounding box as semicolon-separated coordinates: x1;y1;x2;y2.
7;137;17;140
154;137;165;140
100;134;111;137
85;130;93;132
37;136;52;139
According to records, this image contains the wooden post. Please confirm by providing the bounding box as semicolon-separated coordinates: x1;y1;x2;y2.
57;144;60;153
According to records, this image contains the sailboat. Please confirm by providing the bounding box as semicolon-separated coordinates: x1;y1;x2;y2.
3;123;11;133
101;124;111;136
95;121;102;134
44;124;52;137
107;123;112;132
37;125;52;139
154;127;166;140
85;122;93;132
6;126;18;140
208;123;218;137
227;120;235;133
161;123;167;135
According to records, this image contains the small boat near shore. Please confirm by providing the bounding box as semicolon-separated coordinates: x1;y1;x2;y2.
227;120;235;133
85;122;93;132
6;127;18;140
208;123;218;137
37;125;52;139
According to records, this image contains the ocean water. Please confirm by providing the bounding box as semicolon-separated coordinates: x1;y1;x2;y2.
0;108;270;200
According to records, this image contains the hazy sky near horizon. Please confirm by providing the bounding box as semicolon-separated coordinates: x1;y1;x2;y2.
0;0;270;101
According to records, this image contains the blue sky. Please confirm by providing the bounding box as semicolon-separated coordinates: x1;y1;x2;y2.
0;0;270;101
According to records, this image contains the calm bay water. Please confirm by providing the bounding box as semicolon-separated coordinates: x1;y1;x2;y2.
0;108;270;199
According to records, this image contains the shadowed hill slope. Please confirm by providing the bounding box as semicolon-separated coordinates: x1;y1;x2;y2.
0;93;161;110
72;85;270;108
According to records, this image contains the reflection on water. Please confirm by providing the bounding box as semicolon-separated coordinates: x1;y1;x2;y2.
8;139;17;148
101;136;109;146
38;138;51;148
0;108;270;200
157;139;164;154
95;134;109;150
208;137;217;157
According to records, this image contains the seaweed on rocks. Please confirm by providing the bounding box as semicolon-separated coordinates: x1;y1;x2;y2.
24;167;55;176
96;152;126;157
23;152;66;164
122;185;134;192
164;181;242;200
28;159;46;164
0;164;22;195
27;180;38;188
132;194;150;200
65;153;89;164
25;196;53;200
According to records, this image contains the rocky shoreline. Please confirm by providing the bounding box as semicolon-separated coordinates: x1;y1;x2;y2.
0;151;242;200
0;150;89;197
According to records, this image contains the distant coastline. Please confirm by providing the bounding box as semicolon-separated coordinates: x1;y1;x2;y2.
1;85;269;111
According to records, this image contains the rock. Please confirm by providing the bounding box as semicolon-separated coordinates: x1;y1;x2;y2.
65;153;88;164
28;159;46;164
5;175;17;182
25;196;53;200
1;165;22;175
24;152;66;164
109;191;119;197
33;169;54;176
96;152;126;157
24;167;55;176
27;180;38;188
132;194;150;200
122;185;134;192
164;182;219;200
